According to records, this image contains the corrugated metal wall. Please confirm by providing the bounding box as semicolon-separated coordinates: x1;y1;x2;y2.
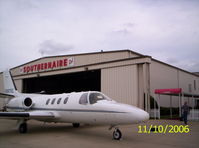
101;65;138;106
11;50;139;76
14;79;22;93
0;73;4;108
150;60;199;107
0;73;3;92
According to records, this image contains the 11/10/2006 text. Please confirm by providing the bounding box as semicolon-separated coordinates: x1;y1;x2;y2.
138;125;190;134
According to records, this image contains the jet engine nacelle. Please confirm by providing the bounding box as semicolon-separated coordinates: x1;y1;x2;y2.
23;97;33;109
6;97;34;110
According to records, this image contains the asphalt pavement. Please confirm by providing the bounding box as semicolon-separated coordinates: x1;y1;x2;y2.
0;119;199;148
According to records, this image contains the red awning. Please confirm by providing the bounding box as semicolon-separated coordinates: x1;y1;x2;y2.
154;88;182;94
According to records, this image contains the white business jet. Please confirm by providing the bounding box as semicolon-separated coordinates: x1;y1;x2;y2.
0;70;149;140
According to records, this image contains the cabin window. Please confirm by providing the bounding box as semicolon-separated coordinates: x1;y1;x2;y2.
46;99;51;105
79;93;88;105
51;98;56;104
64;97;68;104
57;98;62;104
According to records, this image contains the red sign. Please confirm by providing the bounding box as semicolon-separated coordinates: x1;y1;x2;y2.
154;88;182;94
20;57;74;73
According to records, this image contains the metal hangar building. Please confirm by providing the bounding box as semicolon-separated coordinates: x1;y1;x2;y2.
0;50;199;113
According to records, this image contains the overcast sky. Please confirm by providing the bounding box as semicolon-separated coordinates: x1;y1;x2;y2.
0;0;199;72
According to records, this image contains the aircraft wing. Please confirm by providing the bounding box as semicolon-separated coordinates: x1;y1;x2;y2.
0;92;15;99
0;111;56;120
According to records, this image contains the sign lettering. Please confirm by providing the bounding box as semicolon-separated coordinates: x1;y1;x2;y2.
20;57;74;74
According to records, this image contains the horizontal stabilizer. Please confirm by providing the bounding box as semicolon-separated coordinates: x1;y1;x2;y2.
0;92;15;99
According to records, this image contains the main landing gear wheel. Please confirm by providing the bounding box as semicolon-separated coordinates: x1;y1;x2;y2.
19;122;27;133
72;123;80;128
113;129;122;140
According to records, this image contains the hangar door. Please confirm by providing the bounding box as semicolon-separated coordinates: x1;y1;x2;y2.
23;70;101;94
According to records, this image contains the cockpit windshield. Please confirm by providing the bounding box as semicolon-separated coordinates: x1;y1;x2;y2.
89;92;111;104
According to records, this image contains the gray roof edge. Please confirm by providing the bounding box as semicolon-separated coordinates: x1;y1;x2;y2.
9;49;143;71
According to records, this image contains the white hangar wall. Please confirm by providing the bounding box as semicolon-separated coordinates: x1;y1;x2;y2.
8;50;142;94
150;59;199;107
179;70;199;94
101;65;138;106
0;74;3;93
0;73;4;109
0;50;150;110
11;50;140;76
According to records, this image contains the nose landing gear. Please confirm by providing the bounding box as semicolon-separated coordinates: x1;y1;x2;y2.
109;126;122;140
113;128;122;140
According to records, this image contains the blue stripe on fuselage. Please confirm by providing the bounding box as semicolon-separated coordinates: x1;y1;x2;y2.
6;106;128;114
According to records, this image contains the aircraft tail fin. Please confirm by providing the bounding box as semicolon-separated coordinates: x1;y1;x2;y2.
2;70;20;97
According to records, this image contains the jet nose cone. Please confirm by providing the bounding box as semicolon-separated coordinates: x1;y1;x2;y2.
138;110;149;123
142;111;149;121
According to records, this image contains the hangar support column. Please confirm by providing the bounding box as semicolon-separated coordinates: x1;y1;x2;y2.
138;63;150;112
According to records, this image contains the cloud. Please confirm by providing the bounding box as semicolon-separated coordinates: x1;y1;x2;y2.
0;0;199;72
191;62;199;72
38;40;74;56
166;58;179;64
165;58;199;72
113;29;132;36
123;22;136;28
